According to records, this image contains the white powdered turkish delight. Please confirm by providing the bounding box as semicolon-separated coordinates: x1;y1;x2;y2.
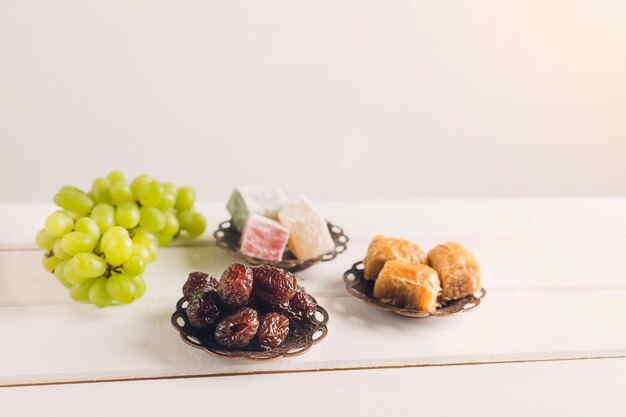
278;197;334;260
226;186;288;231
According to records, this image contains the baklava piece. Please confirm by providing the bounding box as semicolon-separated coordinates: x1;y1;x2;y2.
373;260;440;312
363;235;426;280
427;242;481;301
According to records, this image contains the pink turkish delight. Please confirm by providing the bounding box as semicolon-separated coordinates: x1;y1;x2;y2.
240;214;290;261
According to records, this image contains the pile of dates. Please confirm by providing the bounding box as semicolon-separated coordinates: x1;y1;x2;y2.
182;263;317;350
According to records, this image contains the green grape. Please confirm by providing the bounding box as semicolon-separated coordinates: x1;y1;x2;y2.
178;211;206;238
130;175;153;199
74;217;100;241
115;201;140;229
106;274;136;304
61;232;96;256
176;211;191;230
131;243;150;262
107;171;126;184
161;211;180;236
175;186;195;211
139;206;166;232
138;181;164;207
90;203;115;233
54;260;72;287
110;182;134;205
122;255;146;276
90;177;112;204
70;253;107;278
157;183;177;210
59;185;83;194
143;241;158;262
103;234;133;266
64;261;87;284
41;174;211;306
45;212;74;238
131;228;159;246
131;234;158;262
44;178;208;303
89;277;111;307
187;212;206;238
155;232;173;246
53;239;71;260
130;275;146;298
55;209;81;221
42;253;61;273
54;190;94;214
36;229;57;250
70;279;95;301
100;226;129;250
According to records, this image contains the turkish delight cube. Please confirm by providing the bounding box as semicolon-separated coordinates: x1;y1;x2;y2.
278;197;334;260
363;235;426;280
226;186;288;231
240;214;290;261
373;259;440;312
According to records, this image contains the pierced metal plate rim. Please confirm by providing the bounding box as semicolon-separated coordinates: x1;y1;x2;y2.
213;219;349;272
171;297;330;362
343;261;486;318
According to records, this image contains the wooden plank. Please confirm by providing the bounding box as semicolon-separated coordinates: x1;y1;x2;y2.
1;290;625;386
2;235;626;306
4;199;626;248
1;358;624;416
2;199;626;389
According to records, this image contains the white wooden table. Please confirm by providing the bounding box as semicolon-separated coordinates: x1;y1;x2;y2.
1;199;624;415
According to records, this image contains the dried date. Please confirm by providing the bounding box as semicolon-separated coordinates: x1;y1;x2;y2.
183;271;218;301
257;313;290;350
286;286;317;321
217;263;253;307
186;290;221;329
251;265;297;305
214;307;259;349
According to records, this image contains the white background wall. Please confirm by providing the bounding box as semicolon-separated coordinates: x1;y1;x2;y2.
1;1;625;202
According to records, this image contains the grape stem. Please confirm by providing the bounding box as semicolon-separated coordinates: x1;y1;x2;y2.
103;264;122;278
93;248;121;278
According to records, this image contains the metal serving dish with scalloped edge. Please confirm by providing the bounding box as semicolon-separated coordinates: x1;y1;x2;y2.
343;261;486;318
213;220;349;272
171;296;329;361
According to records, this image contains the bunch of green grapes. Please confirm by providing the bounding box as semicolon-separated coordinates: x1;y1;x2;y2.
36;171;206;307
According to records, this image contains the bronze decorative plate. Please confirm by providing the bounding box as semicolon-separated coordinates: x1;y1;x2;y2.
213;220;349;272
171;297;329;361
343;261;486;318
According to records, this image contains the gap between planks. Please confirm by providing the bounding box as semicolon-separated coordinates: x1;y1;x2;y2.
2;354;625;389
6;232;626;252
0;241;218;252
